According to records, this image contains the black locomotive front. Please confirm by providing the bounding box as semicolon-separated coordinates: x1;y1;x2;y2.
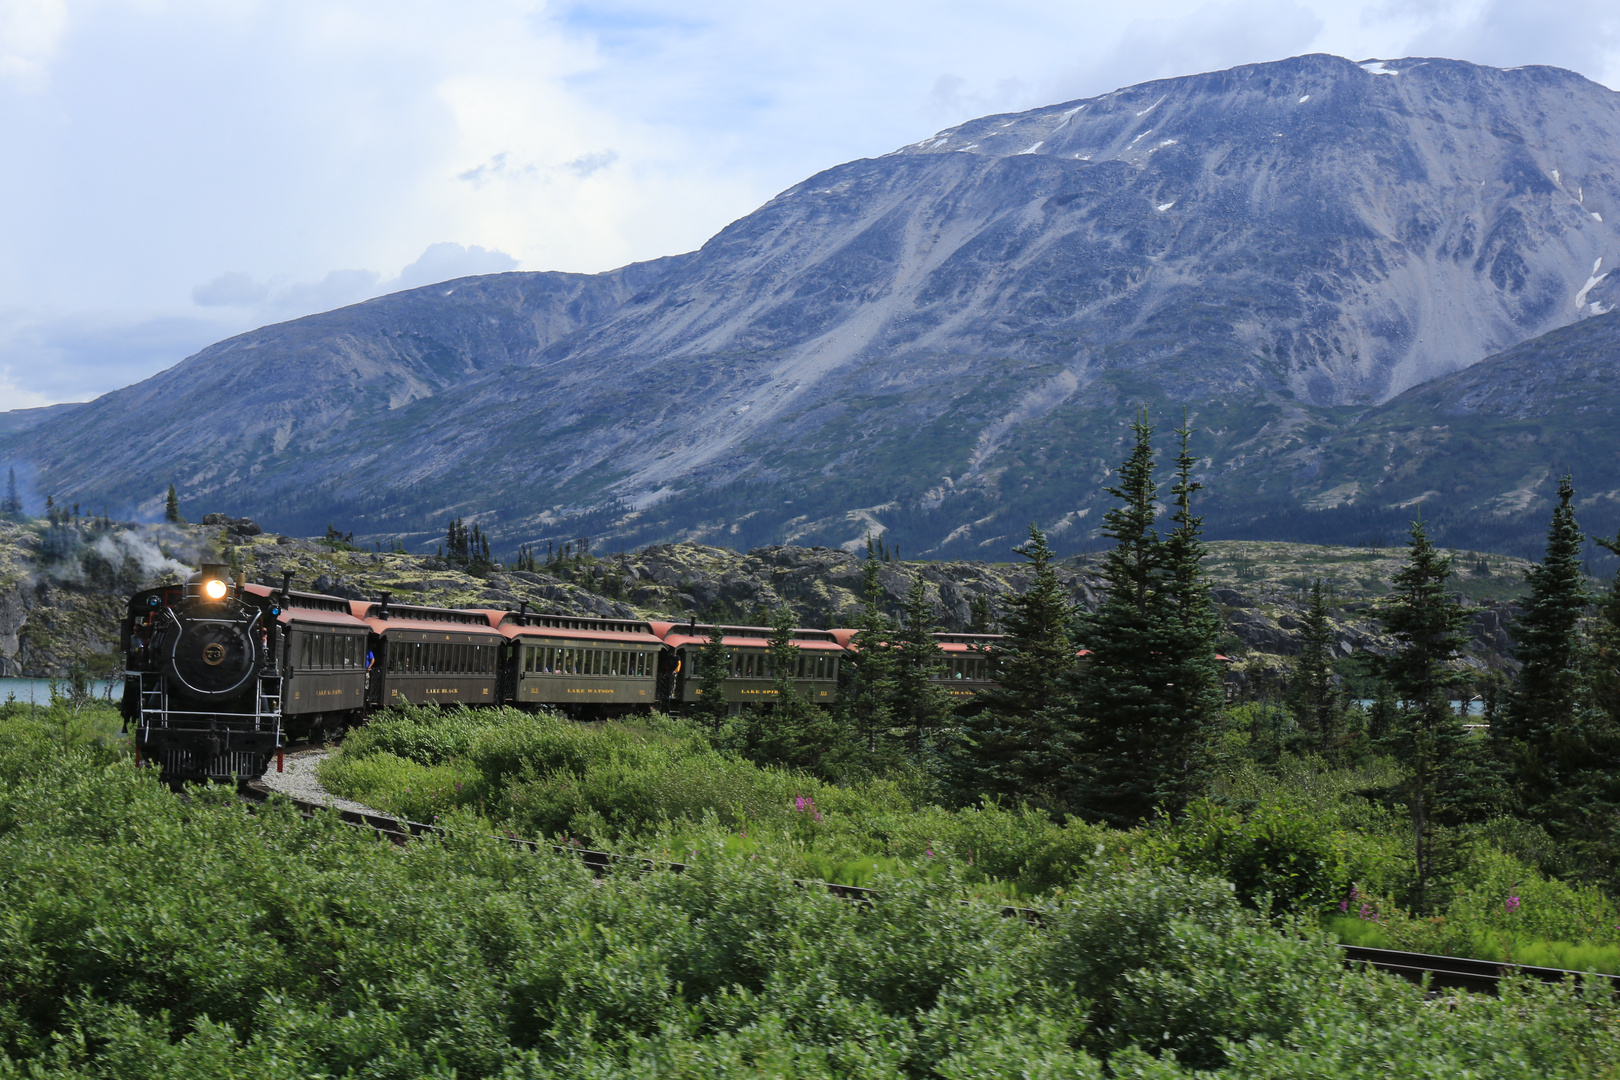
121;563;285;782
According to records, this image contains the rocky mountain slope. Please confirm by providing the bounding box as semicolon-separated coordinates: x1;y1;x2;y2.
1206;308;1620;553
0;513;1533;682
3;54;1617;559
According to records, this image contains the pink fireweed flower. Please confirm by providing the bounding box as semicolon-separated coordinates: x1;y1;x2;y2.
925;848;935;858
1358;903;1375;921
1505;896;1521;914
1339;900;1349;912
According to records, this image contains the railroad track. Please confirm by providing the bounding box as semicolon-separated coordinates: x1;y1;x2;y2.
236;784;1615;997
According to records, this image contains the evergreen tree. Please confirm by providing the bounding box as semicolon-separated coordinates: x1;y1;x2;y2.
695;623;731;730
1072;412;1176;825
2;467;19;515
968;594;994;634
1376;517;1478;911
1592;531;1620;730
1547;530;1620;886
1152;418;1225;806
164;484;180;524
843;557;898;757
1288;579;1344;756
752;605;845;776
1498;476;1590;807
953;525;1075;805
890;572;955;758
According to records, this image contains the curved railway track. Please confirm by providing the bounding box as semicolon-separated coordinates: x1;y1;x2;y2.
235;783;1615;997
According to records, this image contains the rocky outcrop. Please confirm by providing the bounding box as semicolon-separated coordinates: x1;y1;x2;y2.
0;516;1541;677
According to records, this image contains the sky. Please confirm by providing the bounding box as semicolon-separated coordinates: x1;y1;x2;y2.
2;0;1617;409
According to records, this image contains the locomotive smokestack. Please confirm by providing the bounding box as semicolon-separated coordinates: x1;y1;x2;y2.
379;591;392;619
518;601;528;621
280;570;293;605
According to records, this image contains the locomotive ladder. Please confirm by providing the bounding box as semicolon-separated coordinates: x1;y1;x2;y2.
131;671;286;776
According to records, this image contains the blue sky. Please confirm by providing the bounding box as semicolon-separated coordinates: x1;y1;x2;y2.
1;0;1616;407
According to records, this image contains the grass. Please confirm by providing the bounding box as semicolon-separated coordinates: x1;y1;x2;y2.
1326;915;1620;976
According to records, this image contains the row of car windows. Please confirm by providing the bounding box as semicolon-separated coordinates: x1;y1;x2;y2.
934;656;993;681
523;646;653;678
725;650;838;681
296;632;364;670
387;640;496;675
300;635;980;681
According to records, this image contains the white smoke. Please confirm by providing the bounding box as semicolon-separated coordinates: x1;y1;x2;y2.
25;520;196;587
92;529;192;582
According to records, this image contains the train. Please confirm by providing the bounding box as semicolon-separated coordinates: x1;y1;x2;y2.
121;564;1002;782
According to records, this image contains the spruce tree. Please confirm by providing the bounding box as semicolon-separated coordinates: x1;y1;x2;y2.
843;557;898;757
1591;531;1620;730
1377;517;1477;911
1153;417;1225;806
1549;530;1620;886
754;606;844;776
968;594;994;634
2;467;19;515
164;484;181;524
695;623;731;730
1072;412;1177;825
1288;579;1344;756
953;524;1076;805
1499;476;1590;807
891;572;955;758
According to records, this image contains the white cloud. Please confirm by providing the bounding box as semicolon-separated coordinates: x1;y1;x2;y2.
0;310;230;404
0;0;68;89
187;242;519;322
192;271;270;308
392;242;519;291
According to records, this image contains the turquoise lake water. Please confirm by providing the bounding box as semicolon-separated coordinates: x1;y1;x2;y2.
0;678;122;706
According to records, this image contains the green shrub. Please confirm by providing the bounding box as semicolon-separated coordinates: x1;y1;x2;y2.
5;721;1620;1078
1143;796;1355;914
1042;869;1339;1069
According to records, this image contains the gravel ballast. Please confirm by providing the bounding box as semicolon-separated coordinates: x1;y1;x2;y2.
259;749;392;819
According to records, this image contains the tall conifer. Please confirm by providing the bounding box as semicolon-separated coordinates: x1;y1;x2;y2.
1073;412;1177;824
164;484;181;524
754;606;844;775
695;623;731;730
891;572;954;757
951;525;1075;804
1288;579;1344;756
1154;418;1224;805
1377;517;1476;910
1499;476;1589;806
843;557;898;757
1548;530;1620;884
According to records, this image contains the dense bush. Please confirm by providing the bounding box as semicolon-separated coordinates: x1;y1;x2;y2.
4;725;1620;1078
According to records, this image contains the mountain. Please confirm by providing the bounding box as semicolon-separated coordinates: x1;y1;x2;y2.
1208;307;1620;555
3;53;1618;559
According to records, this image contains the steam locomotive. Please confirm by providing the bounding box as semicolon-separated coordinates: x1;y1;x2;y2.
121;565;1001;782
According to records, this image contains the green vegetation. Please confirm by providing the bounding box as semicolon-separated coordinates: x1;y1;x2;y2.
6;700;1620;1076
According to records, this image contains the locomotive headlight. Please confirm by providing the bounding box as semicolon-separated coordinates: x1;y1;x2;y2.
203;578;228;600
